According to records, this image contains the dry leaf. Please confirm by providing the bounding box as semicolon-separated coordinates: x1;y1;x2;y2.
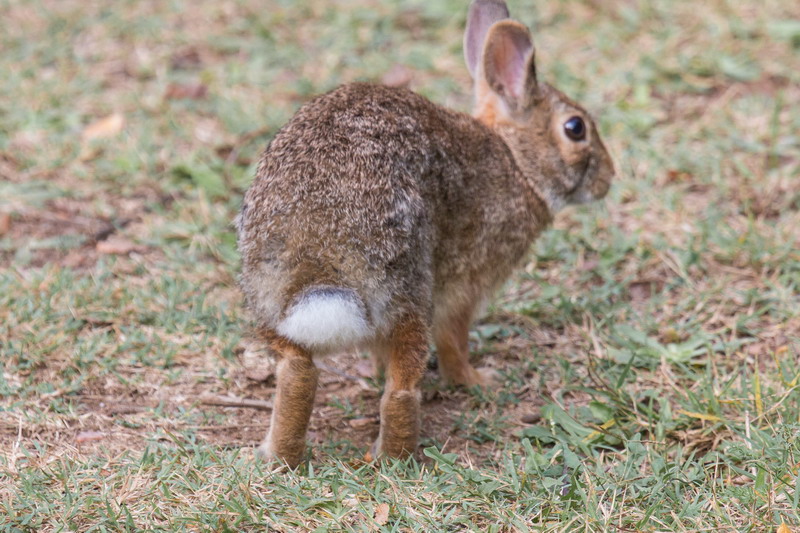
242;340;276;382
244;365;275;382
0;213;11;236
373;503;390;526
342;496;359;507
348;417;378;429
629;281;654;303
75;431;105;443
82;113;125;141
665;169;692;184
79;145;102;162
170;47;202;70
777;524;792;533
165;82;208;100
62;250;91;268
354;360;374;378
96;237;140;255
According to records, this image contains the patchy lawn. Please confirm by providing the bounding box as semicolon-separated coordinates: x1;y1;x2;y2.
1;0;799;530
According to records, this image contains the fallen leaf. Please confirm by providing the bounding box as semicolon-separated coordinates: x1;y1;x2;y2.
215;144;234;159
76;431;105;444
170;47;202;70
245;366;274;382
777;523;792;533
348;417;378;429
79;145;103;162
342;496;359;507
165;82;208;100
666;169;688;182
242;340;276;382
96;237;141;255
354;360;374;378
0;213;11;236
82;113;125;141
520;413;540;424
62;250;91;268
373;503;390;526
629;281;653;303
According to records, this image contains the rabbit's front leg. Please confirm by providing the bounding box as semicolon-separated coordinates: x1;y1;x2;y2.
371;315;427;459
434;301;498;388
256;331;319;468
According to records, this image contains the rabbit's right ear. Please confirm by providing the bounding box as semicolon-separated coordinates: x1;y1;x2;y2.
482;20;539;113
464;0;510;78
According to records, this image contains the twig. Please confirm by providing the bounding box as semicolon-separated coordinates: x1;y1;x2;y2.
200;395;272;411
316;362;370;387
191;424;270;431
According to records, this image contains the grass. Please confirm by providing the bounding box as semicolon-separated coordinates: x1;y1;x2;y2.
1;0;799;530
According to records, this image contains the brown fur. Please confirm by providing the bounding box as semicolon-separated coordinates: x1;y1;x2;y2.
236;0;614;467
433;294;484;386
372;315;427;458
256;330;319;466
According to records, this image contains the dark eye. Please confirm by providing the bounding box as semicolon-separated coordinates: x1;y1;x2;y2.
564;116;586;141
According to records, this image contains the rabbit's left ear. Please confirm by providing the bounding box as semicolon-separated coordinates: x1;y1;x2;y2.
482;20;540;112
464;0;510;78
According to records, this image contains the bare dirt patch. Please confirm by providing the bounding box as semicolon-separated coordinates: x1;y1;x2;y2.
1;324;558;466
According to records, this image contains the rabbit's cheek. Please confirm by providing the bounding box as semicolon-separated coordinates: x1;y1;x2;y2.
585;146;614;200
590;172;612;200
559;158;587;199
567;187;596;205
563;156;596;204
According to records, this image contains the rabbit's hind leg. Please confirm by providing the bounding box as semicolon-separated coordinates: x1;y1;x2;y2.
370;315;427;460
256;329;319;468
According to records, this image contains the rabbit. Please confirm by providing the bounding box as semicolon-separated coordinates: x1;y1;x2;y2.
236;0;614;467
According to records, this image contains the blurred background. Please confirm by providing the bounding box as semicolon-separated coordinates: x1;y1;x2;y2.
1;0;798;268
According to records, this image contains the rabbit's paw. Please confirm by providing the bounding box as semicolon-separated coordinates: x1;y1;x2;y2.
255;440;304;470
447;365;501;389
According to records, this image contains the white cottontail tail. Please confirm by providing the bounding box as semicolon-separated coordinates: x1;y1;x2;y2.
237;0;614;467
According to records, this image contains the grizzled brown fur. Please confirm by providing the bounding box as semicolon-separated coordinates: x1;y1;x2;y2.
237;0;614;467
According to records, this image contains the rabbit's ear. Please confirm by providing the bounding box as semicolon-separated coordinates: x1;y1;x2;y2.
464;0;509;78
483;20;540;112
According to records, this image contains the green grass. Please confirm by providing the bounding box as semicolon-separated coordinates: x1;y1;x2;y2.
1;0;800;530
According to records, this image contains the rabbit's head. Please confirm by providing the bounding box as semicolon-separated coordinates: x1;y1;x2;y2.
464;0;614;213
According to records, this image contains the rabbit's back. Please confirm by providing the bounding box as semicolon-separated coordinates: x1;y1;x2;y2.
238;83;545;348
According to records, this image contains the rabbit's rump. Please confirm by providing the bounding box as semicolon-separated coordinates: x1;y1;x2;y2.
238;84;442;351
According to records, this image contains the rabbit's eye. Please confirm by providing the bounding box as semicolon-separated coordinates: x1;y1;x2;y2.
564;116;586;141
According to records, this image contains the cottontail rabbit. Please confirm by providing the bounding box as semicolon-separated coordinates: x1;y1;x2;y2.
237;0;614;467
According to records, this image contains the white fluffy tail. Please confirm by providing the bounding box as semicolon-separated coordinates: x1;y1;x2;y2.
276;287;370;350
